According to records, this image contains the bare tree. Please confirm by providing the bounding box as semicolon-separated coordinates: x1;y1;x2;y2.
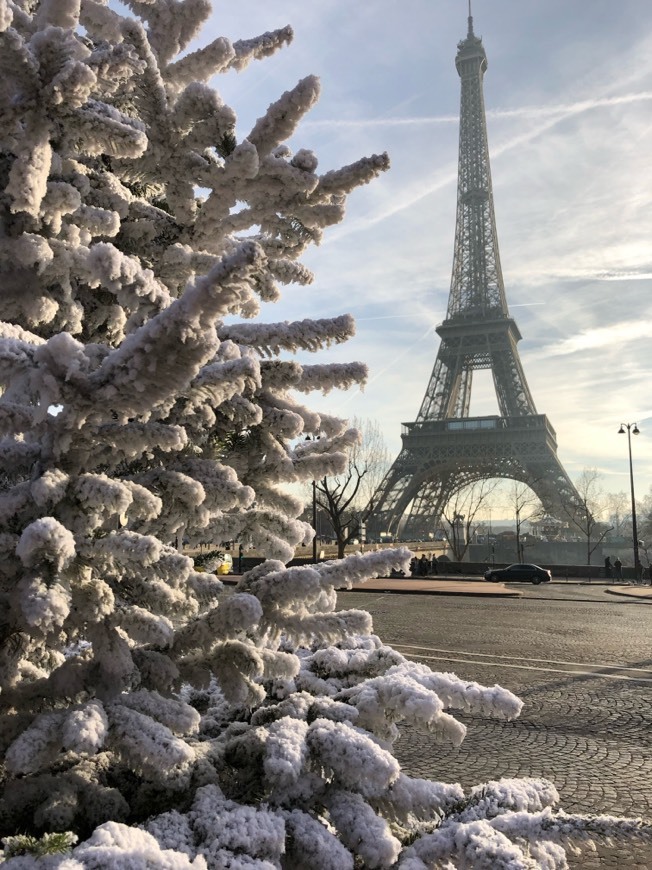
562;468;612;565
502;481;545;562
605;491;629;539
641;501;652;582
440;479;501;561
638;486;652;559
314;418;390;558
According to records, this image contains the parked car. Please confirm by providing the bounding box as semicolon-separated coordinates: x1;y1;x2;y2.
484;563;552;584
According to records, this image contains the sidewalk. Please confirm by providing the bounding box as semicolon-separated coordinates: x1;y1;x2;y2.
605;584;652;602
338;577;522;597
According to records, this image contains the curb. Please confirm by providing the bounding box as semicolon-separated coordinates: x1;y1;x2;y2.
604;586;652;602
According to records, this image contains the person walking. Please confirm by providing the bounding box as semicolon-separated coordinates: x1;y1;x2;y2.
418;553;429;576
430;554;439;575
614;557;622;581
604;556;612;578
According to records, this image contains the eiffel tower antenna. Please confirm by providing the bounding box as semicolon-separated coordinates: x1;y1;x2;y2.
368;11;582;540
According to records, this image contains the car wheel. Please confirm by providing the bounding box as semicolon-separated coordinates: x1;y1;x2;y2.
532;577;542;585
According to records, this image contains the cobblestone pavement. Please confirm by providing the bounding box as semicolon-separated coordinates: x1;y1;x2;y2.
341;587;652;868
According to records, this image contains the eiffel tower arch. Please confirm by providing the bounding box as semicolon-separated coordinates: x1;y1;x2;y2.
368;10;582;540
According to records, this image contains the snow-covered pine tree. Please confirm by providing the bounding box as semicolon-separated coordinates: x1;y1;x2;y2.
0;0;649;866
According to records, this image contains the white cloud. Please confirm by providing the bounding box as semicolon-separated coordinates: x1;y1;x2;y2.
546;321;652;356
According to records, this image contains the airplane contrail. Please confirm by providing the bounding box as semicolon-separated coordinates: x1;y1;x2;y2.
304;91;652;129
354;313;430;321
324;89;648;243
334;324;438;409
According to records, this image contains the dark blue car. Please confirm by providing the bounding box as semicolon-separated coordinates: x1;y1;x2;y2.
484;563;552;585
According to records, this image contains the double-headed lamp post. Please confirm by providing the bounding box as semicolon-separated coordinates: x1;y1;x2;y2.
312;479;318;565
618;422;641;580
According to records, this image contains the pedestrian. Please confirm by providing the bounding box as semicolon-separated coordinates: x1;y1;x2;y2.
430;554;439;575
614;557;622;581
410;556;418;576
419;553;429;576
604;556;612;578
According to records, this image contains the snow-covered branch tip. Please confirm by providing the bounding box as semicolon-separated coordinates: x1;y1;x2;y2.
218;314;356;357
318;547;414;590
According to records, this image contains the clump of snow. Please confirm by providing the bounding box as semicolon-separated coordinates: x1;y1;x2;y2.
16;517;76;571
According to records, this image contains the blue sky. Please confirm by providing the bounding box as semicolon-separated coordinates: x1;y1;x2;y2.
202;0;652;502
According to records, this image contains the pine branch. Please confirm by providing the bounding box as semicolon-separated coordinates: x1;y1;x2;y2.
2;832;78;858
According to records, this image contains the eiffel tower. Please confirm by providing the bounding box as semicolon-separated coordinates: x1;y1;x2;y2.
368;7;581;540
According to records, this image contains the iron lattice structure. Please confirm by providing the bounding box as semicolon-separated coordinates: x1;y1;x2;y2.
368;13;581;540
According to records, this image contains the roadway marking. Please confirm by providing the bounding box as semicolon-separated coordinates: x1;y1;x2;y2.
388;644;652;684
390;644;652;673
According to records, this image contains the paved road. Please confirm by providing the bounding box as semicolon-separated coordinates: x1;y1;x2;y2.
340;584;652;868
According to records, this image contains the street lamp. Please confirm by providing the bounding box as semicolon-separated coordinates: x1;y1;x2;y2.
618;422;641;581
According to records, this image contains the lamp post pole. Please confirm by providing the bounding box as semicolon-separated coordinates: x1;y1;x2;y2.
618;423;641;581
312;479;318;564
